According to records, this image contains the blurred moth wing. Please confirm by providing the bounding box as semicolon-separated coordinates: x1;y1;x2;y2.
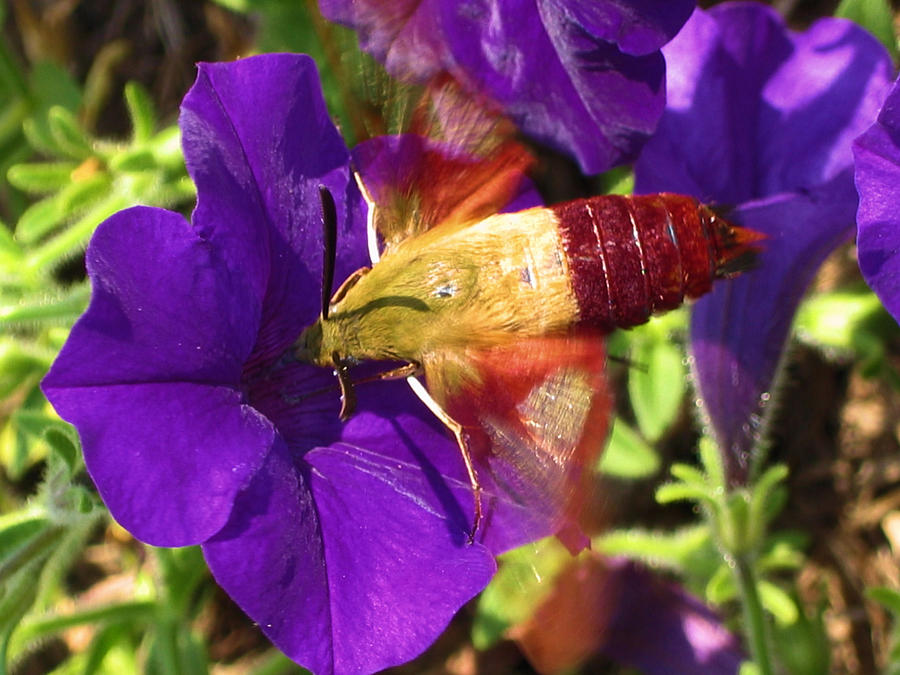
346;90;611;540
422;336;612;541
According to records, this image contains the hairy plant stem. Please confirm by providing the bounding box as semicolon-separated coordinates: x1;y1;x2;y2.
734;553;774;675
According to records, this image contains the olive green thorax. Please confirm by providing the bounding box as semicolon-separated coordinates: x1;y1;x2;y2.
294;208;577;369
296;238;481;367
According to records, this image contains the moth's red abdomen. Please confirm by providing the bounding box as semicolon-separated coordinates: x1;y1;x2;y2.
553;193;760;332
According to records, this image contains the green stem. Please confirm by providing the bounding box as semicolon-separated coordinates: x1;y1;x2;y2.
734;553;774;675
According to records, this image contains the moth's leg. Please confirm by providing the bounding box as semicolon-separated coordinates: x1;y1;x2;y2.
406;376;483;543
374;362;422;380
332;353;356;422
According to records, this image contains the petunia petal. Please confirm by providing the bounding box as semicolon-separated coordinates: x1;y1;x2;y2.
182;54;369;363
690;177;860;480
635;3;892;203
551;0;695;57
855;76;900;322
515;555;742;675
203;441;496;675
318;0;450;81
600;559;743;674
443;0;666;173
43;208;272;545
321;0;686;174
633;3;892;479
340;377;558;554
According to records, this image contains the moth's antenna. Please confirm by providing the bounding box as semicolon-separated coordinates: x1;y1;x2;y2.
319;186;338;319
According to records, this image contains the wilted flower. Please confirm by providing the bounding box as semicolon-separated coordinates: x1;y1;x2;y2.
42;54;547;675
855;75;900;320
319;0;695;174
634;2;893;480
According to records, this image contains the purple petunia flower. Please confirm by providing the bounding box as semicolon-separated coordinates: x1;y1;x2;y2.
514;555;742;674
318;0;695;174
634;2;893;481
41;54;552;675
855;75;900;321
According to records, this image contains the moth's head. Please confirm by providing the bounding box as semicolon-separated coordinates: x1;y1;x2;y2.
295;316;358;420
295;319;329;367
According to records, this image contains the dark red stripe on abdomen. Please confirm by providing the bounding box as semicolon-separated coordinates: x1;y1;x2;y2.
553;194;744;331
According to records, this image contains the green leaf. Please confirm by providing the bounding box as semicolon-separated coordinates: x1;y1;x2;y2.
18;601;158;641
7;161;79;194
794;288;883;353
835;0;899;61
253;649;313;675
44;428;79;474
149;125;185;170
628;333;686;441
771;592;830;675
15;194;64;243
655;481;714;505
698;435;726;489
82;622;137;675
0;516;50;561
868;586;900;615
758;580;799;626
593;525;711;571
472;539;570;649
0;222;23;266
669;462;708;487
25;193;129;276
109;148;157;172
598;165;634;195
748;464;789;533
0;557;42;643
154;546;208;613
210;0;250;12
47;106;93;159
0;284;91;328
758;536;805;573
29;61;82;113
124;81;156;143
0;97;29;149
57;172;112;214
597;417;660;478
21;116;60;156
705;563;737;604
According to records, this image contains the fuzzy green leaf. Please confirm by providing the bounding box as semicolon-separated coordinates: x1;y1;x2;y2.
705;563;737;604
124;81;156;143
597;417;660;478
758;580;799;626
594;525;711;571
7;161;79;194
669;461;709;487
628;334;686;441
47;106;93;159
109;148;157;172
655;481;715;505
15;194;64;243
